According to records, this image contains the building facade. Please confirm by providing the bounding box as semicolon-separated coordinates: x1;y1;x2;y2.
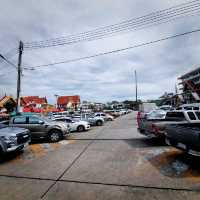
178;67;200;103
57;95;80;110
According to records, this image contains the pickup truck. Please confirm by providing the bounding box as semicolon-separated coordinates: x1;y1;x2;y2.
138;110;200;138
165;124;200;157
0;124;30;154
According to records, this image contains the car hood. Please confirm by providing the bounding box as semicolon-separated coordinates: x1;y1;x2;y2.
0;127;29;137
46;121;69;129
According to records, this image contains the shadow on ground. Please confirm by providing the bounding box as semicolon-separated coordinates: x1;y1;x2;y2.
0;150;24;164
125;137;167;148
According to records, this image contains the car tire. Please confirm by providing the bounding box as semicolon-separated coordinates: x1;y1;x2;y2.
96;120;103;126
0;146;3;156
77;125;85;132
48;129;62;142
107;118;112;121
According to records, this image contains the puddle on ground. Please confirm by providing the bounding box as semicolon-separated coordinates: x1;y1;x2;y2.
148;149;200;178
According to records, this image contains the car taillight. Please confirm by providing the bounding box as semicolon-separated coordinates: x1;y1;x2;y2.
136;112;141;127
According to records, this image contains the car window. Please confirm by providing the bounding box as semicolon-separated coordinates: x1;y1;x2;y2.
195;111;200;120
193;107;199;110
165;112;185;121
96;114;100;117
184;106;193;110
188;112;197;120
29;116;41;124
13;116;27;124
56;118;66;122
65;119;72;123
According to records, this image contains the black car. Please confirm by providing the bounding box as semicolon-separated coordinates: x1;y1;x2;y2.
165;124;200;156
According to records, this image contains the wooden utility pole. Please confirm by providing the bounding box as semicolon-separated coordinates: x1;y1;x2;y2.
16;41;23;113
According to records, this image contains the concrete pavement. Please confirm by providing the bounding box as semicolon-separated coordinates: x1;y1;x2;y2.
0;112;200;199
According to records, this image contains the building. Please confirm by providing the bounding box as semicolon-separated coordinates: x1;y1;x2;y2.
21;96;48;112
0;95;16;113
57;95;80;110
178;67;200;103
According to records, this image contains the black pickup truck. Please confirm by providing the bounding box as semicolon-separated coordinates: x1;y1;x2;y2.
165;111;200;156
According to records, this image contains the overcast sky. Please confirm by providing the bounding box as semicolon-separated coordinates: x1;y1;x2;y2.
0;0;200;104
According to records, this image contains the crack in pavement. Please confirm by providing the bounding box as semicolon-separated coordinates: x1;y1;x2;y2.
40;123;112;199
0;174;200;193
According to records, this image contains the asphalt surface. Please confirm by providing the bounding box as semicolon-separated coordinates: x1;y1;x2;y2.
1;112;200;199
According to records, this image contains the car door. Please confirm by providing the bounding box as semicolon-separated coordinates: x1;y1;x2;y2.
65;119;75;131
27;116;47;139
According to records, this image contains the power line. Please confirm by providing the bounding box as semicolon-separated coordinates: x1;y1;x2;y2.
25;28;200;69
0;54;17;69
0;48;18;63
24;0;200;46
23;0;200;49
24;7;200;49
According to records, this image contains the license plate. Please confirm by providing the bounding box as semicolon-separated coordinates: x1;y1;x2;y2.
177;142;186;149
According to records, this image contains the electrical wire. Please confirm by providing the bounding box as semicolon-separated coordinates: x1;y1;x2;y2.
24;0;200;49
25;0;200;46
24;28;200;69
0;48;18;63
0;54;17;69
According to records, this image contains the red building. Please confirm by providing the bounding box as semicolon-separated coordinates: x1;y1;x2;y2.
57;95;80;110
21;96;48;112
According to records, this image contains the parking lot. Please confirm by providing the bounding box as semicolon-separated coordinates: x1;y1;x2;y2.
0;112;200;199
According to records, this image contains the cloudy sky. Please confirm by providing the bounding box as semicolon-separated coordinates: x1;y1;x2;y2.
0;0;200;104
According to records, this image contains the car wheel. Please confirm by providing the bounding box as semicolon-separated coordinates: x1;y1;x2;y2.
107;118;112;121
77;125;85;132
0;146;3;156
48;130;61;142
96;120;103;126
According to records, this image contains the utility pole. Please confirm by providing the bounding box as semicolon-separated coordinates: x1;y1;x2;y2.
134;70;138;105
16;41;23;113
54;94;59;109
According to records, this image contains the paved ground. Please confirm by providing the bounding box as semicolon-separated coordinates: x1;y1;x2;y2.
1;112;200;199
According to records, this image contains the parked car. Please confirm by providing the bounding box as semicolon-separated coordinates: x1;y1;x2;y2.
52;117;90;132
77;113;104;126
165;124;200;156
158;105;174;111
9;115;70;142
0;124;30;154
137;109;166;138
139;110;200;138
94;113;114;121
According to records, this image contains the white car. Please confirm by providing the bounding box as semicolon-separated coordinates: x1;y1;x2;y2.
52;117;90;132
94;113;114;121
